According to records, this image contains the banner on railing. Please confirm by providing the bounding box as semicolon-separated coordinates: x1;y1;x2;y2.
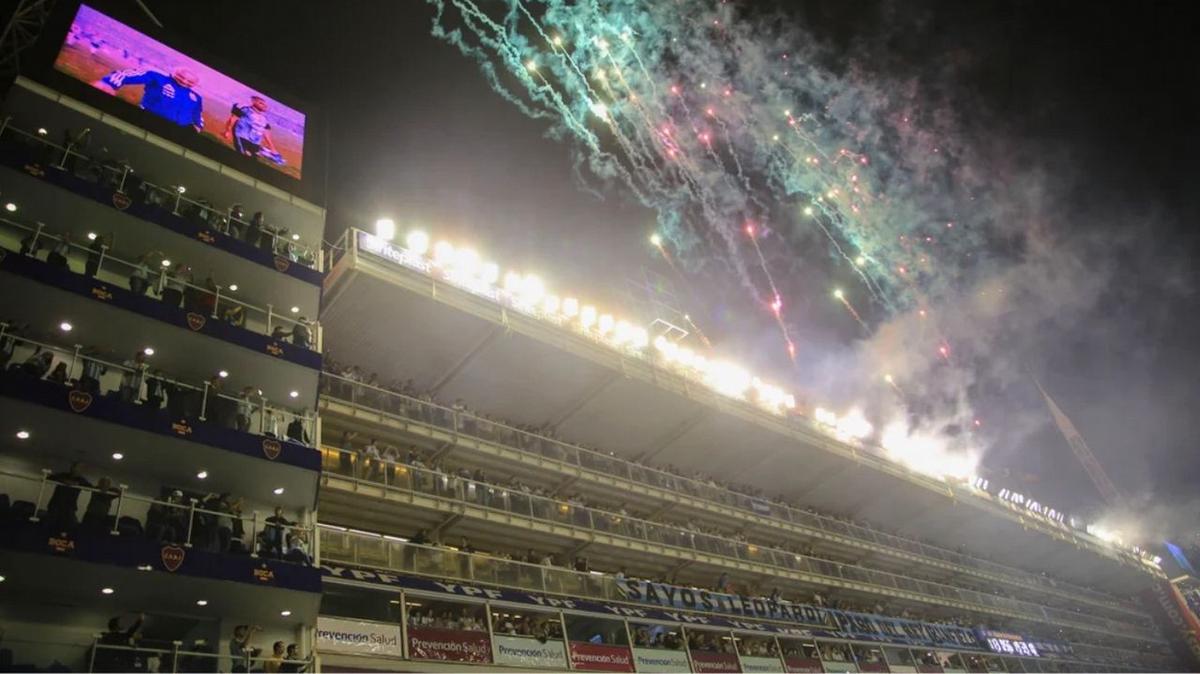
783;656;823;673
632;648;692;673
322;565;992;654
740;654;785;672
316;616;403;657
568;641;635;672
689;650;742;673
492;634;567;669
406;627;492;663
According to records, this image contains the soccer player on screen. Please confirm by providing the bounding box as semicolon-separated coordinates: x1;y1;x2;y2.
93;66;204;132
223;95;281;162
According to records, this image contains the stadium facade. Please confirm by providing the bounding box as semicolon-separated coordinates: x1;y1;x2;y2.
1;1;1198;672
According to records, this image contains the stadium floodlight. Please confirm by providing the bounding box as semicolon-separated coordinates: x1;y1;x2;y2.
580;305;597;328
561;297;580;318
543;295;561;314
521;275;546;304
406;229;430;255
597;314;615;335
504;271;523;293
481;262;500;285
433;240;455;265
454;248;482;277
630;327;649;349
374;218;395;240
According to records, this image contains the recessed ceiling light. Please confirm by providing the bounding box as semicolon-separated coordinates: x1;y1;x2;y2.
112;452;124;460
177;185;186;194
161;259;171;267
143;347;155;356
280;610;291;617
0;575;6;582
59;321;72;332
228;284;238;292
87;232;98;241
101;587;114;595
196;470;208;480
4;203;15;212
15;430;29;440
289;390;299;398
218;370;229;378
290;306;300;313
196;599;208;606
273;487;285;495
291;234;300;241
37;128;48;136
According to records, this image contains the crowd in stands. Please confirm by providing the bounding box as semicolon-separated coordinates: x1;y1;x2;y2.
0;322;311;445
0;461;311;564
6;122;318;268
84;614;307;673
320;357;1142;613
490;612;563;641
3;219;315;351
405;606;486;633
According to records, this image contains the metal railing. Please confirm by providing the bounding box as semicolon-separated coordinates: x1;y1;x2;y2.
88;641;312;673
0;326;315;441
0;118;322;270
0;467;314;565
1;215;319;349
317;444;1159;645
318;526;1166;670
317;371;1148;625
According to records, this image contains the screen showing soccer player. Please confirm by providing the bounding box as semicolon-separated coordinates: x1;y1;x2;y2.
53;4;306;180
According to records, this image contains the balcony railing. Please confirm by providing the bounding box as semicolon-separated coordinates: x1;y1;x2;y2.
0;467;314;565
1;327;315;442
318;526;1165;669
0;215;320;351
87;641;312;673
317;371;1147;624
317;444;1158;644
0;118;322;270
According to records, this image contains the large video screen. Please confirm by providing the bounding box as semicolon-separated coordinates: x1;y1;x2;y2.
53;4;306;180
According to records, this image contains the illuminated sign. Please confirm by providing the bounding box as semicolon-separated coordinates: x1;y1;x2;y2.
54;4;306;179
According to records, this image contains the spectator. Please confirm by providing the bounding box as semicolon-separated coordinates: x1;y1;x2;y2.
243;211;265;248
46;232;72;270
223;303;246;327
78;347;107;395
715;571;728;592
227;204;245;239
46;462;92;531
19;229;42;257
160;266;185;308
21;350;54;378
279;644;305;673
93;612;144;673
119;351;148;403
286;410;308;445
82;476;119;530
229;625;263;673
286;531;311;564
291;317;312;349
235;387;254;432
262;506;294;558
46;361;69;384
264;641;285;673
84;234;106;277
128;252;152;296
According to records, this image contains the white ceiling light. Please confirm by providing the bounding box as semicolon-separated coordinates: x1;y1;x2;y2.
112;452;124;460
87;232;98;241
280;610;292;617
59;321;73;332
4;203;16;212
196;599;208;606
290;306;299;313
228;284;238;292
289;390;299;398
273;487;285;495
101;587;114;595
15;430;30;440
196;470;208;480
218;370;229;378
143;347;155;356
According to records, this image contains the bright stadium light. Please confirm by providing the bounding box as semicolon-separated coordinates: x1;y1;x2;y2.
481;262;500;285
580;305;597;328
520;274;546;304
375;218;395;240
504;271;523;293
561;295;580;316
453;248;482;276
597;314;614;335
433;240;455;265
543;295;561;314
406;230;430;255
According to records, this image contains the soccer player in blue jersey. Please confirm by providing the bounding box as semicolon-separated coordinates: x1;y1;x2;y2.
93;65;204;132
223;95;280;161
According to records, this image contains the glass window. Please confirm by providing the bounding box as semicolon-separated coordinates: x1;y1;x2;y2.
735;634;779;658
883;646;916;667
686;628;736;654
563;614;629;646
320;585;400;623
852;645;887;670
630;622;684;650
407;599;487;632
491;608;563;640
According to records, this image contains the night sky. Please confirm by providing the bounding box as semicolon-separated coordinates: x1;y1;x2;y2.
145;0;1200;542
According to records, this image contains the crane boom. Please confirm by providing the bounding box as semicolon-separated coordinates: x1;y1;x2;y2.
1034;378;1125;507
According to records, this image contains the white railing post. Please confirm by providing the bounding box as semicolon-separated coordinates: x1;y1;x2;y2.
266;304;274;334
212;285;223;319
118;165;131;193
249;511;260;558
110;485;127;536
184;499;197;548
30;469;51;522
199;381;210;421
